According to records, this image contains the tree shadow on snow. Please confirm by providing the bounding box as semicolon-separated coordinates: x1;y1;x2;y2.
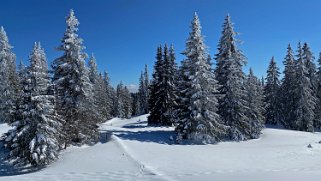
113;130;176;145
0;142;41;177
264;124;285;130
99;131;113;143
122;124;148;129
121;120;149;129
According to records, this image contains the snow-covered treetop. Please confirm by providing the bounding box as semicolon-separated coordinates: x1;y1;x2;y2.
0;26;13;53
183;12;208;60
283;44;295;67
270;56;275;64
88;53;98;83
249;67;254;76
296;42;303;62
103;71;110;83
57;9;86;60
30;42;47;70
265;57;280;86
66;9;79;32
88;54;98;72
216;14;246;65
302;43;314;59
0;27;9;44
190;12;202;40
170;44;175;60
302;42;316;76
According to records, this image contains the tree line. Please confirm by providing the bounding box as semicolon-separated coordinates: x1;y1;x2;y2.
147;13;321;144
1;10;320;167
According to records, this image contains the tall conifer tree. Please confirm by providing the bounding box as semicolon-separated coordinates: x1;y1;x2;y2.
4;42;63;166
292;42;315;132
0;27;18;123
176;13;226;143
52;10;98;145
264;57;281;125
215;15;254;141
280;44;296;128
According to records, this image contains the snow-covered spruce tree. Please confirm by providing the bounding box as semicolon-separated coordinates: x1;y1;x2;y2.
143;64;149;113
52;10;98;145
3;60;27;146
302;42;316;91
138;71;145;114
148;45;164;125
4;42;63;166
302;43;318;129
87;54;99;114
144;65;150;108
148;44;177;126
291;42;316;132
114;82;132;119
123;86;133;119
8;60;26;126
164;44;178;124
88;54;99;84
264;57;281;125
115;83;132;119
157;44;177;126
88;54;108;122
244;68;265;138
0;26;19;123
3;60;25;143
214;15;255;141
176;13;227;143
174;58;192;137
114;82;126;118
315;53;321;129
261;76;265;87
103;71;114;119
98;73;112;121
95;73;111;122
17;60;26;83
137;64;150;115
279;44;297;128
131;92;140;116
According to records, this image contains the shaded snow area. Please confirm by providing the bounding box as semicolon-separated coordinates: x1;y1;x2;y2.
1;115;321;180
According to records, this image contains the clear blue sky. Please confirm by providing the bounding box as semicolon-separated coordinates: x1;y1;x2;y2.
1;0;321;87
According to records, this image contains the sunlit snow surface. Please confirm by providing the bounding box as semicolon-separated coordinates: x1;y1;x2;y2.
1;115;321;180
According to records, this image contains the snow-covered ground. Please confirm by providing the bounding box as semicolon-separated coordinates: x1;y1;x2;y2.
1;115;321;180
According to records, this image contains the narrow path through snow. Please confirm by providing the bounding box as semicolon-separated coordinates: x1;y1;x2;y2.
0;120;164;181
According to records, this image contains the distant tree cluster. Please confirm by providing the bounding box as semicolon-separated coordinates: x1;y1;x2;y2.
1;10;115;167
147;13;264;143
265;42;320;132
148;44;177;126
130;64;150;117
147;13;321;144
113;82;132;119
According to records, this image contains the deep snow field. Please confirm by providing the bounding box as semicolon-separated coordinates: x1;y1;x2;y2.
1;115;321;181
